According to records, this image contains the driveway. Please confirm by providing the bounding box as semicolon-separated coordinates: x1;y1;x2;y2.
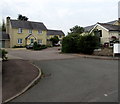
11;58;118;102
7;47;77;61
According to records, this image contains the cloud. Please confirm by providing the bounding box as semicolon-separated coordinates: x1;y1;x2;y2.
1;0;119;34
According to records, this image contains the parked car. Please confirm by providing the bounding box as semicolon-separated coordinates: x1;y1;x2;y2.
26;43;33;49
54;43;60;47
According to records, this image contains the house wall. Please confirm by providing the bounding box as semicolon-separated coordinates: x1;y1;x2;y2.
5;40;10;48
10;28;47;47
114;21;120;26
95;25;110;44
47;35;64;45
109;31;120;41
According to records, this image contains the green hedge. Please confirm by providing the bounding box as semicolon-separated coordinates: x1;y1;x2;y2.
62;34;99;54
13;45;26;48
33;42;47;50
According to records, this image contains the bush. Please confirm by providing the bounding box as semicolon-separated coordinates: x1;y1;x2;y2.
50;36;59;46
33;42;47;50
13;45;25;48
62;33;99;54
77;34;99;54
62;34;79;53
0;49;8;60
33;42;39;50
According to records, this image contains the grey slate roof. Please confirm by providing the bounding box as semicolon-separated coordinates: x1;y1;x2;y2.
0;32;10;40
106;20;117;25
84;20;118;32
84;25;95;32
10;20;47;30
47;29;65;36
98;23;120;32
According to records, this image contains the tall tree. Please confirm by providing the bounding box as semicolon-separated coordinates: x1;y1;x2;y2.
18;14;28;21
68;25;84;35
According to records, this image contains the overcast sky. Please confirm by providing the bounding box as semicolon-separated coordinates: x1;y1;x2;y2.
1;0;120;34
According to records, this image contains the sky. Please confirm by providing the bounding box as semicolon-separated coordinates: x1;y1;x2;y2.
1;0;120;35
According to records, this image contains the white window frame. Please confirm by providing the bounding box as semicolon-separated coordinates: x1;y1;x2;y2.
18;28;22;33
38;30;42;34
17;39;23;44
28;29;32;34
38;39;42;44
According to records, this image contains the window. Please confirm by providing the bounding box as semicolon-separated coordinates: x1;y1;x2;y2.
18;28;22;33
38;30;42;34
29;29;32;34
18;39;23;44
59;35;62;38
98;30;102;37
38;39;42;44
30;39;34;44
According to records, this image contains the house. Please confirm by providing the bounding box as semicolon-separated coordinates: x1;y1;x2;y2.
47;29;65;45
84;18;120;46
5;17;65;48
0;32;10;48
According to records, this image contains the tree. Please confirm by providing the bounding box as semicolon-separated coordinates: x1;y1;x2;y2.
62;33;99;54
68;25;84;35
50;36;59;46
2;20;6;31
18;14;28;21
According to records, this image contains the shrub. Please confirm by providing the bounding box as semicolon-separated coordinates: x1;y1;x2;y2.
62;34;79;53
50;36;59;46
0;49;8;60
62;33;99;54
77;34;99;54
33;42;39;50
33;42;47;50
13;45;25;48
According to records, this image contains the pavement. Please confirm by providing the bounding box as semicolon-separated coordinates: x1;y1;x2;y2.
2;59;41;103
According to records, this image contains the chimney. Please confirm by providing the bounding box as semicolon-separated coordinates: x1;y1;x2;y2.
6;16;10;34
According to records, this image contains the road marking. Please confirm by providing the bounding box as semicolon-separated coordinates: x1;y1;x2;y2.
104;94;108;96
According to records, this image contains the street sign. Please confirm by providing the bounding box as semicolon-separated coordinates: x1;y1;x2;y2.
113;43;120;57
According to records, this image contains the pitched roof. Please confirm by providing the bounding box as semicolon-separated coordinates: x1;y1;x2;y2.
10;20;47;30
0;32;10;40
25;34;37;39
84;25;95;32
84;20;118;32
106;20;117;24
47;29;65;36
98;23;120;32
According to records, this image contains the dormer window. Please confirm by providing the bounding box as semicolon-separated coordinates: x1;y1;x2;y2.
38;30;42;34
18;28;22;33
29;29;32;34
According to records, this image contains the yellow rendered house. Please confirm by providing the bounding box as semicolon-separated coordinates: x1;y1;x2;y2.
5;17;65;48
47;29;65;45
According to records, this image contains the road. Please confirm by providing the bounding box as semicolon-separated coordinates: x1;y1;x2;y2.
12;58;118;102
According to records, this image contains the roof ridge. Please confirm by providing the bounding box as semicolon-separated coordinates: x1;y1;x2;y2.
10;19;44;24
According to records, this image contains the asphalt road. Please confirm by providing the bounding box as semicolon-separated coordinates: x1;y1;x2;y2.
12;58;118;102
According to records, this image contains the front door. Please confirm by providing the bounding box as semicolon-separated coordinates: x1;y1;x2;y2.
30;39;34;44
